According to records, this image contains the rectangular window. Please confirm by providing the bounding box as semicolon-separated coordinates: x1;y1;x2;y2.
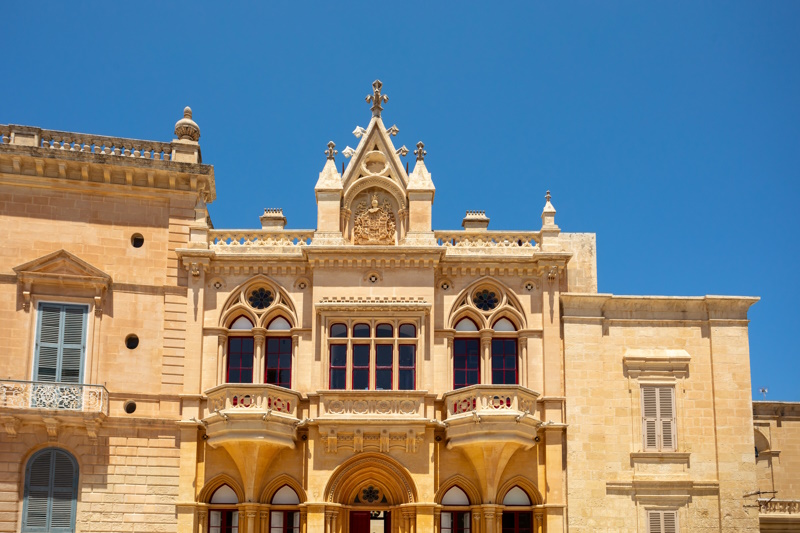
266;337;292;388
491;339;517;385
454;338;481;389
329;345;347;389
642;386;677;451
441;511;471;533
34;303;88;384
352;344;370;390
270;511;299;532
227;337;254;383
399;345;416;390
375;344;393;390
502;512;532;533
209;510;239;533
647;510;678;533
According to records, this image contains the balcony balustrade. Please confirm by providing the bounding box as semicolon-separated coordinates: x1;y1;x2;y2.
0;380;108;416
760;499;800;515
202;383;303;449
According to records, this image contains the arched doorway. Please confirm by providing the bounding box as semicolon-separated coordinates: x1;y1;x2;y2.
324;453;418;533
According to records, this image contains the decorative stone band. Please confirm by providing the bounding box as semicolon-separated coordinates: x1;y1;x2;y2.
314;391;429;419
209;230;314;249
0;380;109;416
316;296;431;314
442;384;540;420
760;500;800;515
204;383;302;419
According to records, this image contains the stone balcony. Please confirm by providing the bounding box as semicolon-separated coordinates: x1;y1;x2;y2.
442;384;541;447
0;380;109;439
759;499;800;531
441;385;542;497
202;383;303;448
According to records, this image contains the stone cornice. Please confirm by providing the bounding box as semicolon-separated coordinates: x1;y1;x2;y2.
0;142;215;201
561;293;759;321
753;401;800;419
315;296;431;314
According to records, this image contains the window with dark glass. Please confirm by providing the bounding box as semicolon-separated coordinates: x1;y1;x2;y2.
376;323;393;338
352;344;370;389
399;344;416;390
491;339;518;385
210;510;239;533
501;512;532;533
329;345;347;389
227;337;254;383
441;511;471;533
454;338;480;389
353;323;370;338
375;344;393;390
266;337;292;388
270;511;299;532
399;323;416;338
330;323;348;338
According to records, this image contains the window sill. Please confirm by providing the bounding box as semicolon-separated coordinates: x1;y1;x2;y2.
630;451;691;464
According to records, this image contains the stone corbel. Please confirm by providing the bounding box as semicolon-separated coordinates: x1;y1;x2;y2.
94;287;106;316
380;429;389;452
84;417;101;442
180;255;212;279
354;429;364;452
325;429;338;454
22;281;32;311
42;417;59;441
0;416;21;437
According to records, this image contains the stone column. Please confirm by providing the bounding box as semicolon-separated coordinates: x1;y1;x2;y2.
433;508;441;533
534;512;544;533
479;329;493;384
482;505;498;533
517;336;529;388
217;334;227;384
197;508;208;533
472;510;482;533
259;509;269;533
252;328;267;384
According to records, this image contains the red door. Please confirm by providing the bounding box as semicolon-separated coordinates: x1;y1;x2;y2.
350;511;370;533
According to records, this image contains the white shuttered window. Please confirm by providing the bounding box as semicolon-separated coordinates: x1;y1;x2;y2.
641;386;677;451
647;510;678;533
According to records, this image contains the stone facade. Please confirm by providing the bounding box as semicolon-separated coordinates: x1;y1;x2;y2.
0;82;784;533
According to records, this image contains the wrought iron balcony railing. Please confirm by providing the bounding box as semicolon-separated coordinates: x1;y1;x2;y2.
0;380;109;416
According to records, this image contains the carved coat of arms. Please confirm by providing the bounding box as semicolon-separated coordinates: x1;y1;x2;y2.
353;193;396;245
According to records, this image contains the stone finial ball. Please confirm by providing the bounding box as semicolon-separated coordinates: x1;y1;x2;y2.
175;106;200;142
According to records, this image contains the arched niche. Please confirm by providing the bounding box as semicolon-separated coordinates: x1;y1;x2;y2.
324;453;417;505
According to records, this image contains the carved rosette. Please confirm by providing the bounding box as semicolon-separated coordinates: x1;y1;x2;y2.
353;192;396;245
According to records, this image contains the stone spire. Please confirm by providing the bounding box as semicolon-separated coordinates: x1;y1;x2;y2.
174;106;200;142
540;190;560;251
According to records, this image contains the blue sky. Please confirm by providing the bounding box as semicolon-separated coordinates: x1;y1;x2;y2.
4;2;799;400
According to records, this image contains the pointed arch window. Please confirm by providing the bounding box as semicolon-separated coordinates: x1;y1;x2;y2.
501;486;532;533
209;485;239;533
22;448;79;533
441;486;471;533
270;485;300;533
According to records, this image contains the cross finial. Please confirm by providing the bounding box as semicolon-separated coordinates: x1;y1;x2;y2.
366;79;389;117
545;190;551;202
325;141;337;161
414;141;426;161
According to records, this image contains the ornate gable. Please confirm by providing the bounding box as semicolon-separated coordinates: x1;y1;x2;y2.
13;249;111;311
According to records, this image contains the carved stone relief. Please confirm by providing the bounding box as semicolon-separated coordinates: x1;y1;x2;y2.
353;192;396;245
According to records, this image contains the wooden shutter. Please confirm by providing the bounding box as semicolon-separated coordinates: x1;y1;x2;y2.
23;449;78;533
659;387;677;451
35;304;86;383
663;511;677;533
642;386;659;451
647;510;678;533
